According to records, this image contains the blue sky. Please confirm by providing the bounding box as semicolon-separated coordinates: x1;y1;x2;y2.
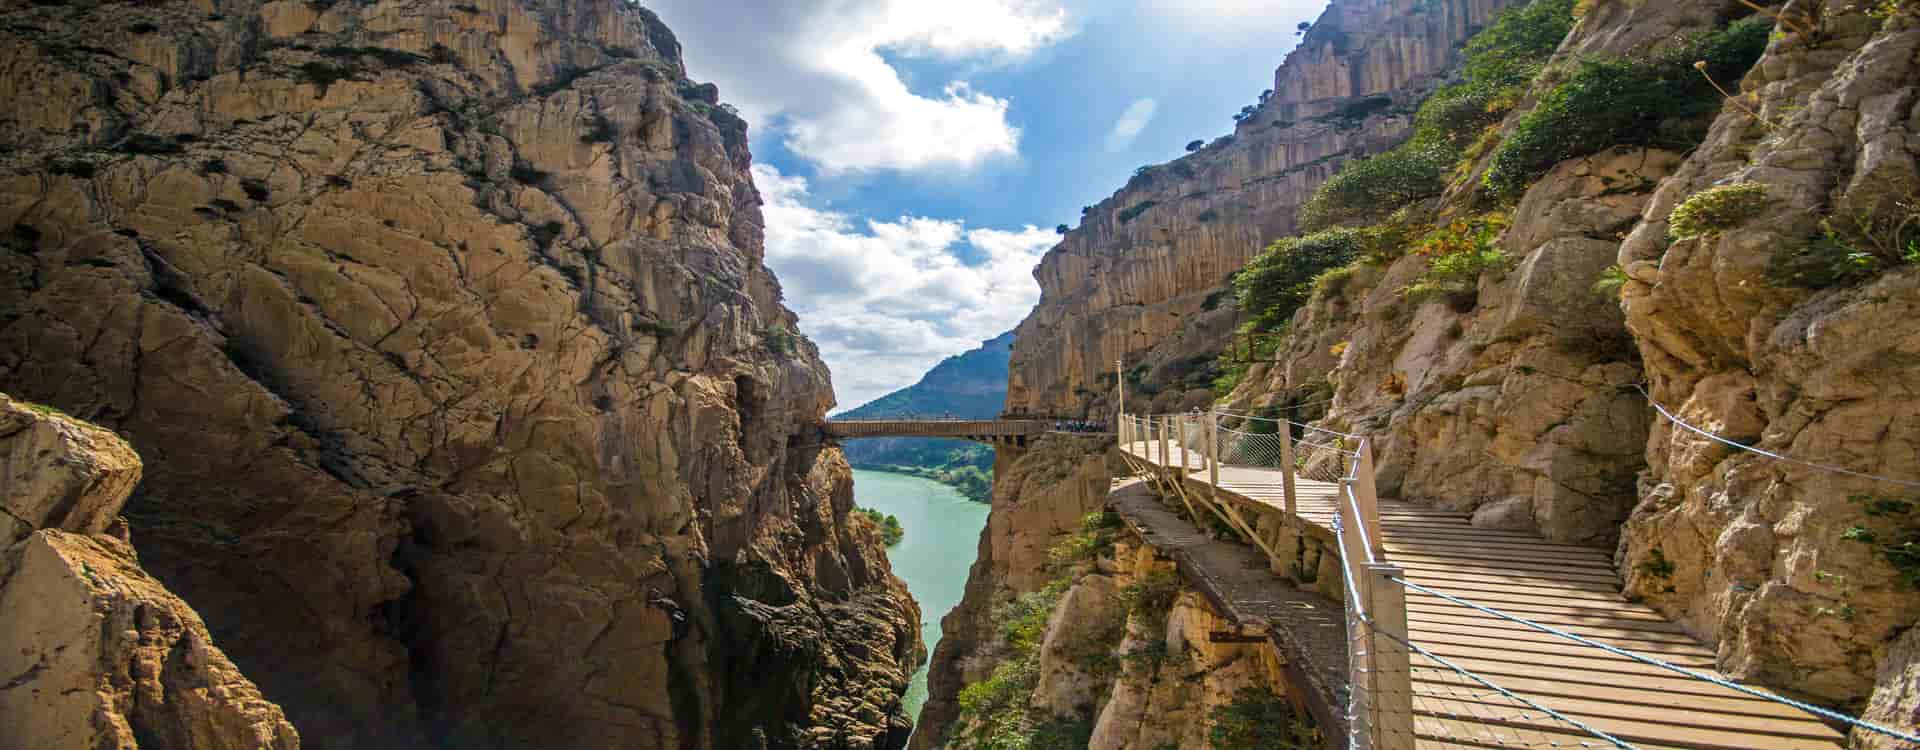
648;0;1326;409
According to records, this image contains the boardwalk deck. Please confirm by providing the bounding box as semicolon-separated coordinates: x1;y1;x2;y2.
1122;440;1848;750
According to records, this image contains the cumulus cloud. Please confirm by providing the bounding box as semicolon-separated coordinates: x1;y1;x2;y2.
754;165;1056;408
1104;98;1158;152
650;0;1072;174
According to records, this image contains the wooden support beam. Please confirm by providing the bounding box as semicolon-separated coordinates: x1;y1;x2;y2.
1208;630;1269;644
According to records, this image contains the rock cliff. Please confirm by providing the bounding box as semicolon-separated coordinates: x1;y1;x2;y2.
1004;0;1522;420
0;392;300;750
0;1;919;748
911;434;1123;748
1613;0;1920;715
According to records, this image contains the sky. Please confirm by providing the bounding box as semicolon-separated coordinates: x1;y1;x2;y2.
647;0;1327;411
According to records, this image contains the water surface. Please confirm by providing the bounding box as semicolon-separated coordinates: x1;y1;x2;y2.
851;469;991;724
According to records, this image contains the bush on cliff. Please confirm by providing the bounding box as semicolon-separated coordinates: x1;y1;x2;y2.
1483;15;1771;202
1209;686;1321;749
956;578;1079;749
1234;228;1370;331
852;507;904;546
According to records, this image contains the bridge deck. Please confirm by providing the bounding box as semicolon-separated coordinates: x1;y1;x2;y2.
1123;440;1846;750
822;419;1046;440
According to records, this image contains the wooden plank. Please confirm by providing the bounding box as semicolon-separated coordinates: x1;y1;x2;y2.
1404;581;1642;611
1413;617;1712;652
1386;542;1617;568
1411;683;1843;741
1390;552;1620;580
1408;668;1834;722
1391;557;1624;586
1406;596;1677;627
1411;714;1694;750
1413;694;1843;749
1420;639;1719;679
1413;652;1780;702
1388;560;1625;591
1412;628;1715;666
1405;601;1687;633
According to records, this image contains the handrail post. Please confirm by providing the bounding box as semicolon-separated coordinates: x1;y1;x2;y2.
1365;564;1414;750
1207;411;1220;490
1159;415;1171;470
1356;438;1386;559
1279;419;1299;530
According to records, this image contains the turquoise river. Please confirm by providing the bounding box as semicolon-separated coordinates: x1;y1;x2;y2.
850;468;991;723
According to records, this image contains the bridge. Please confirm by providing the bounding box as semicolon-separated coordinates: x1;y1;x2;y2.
822;418;1049;446
1115;409;1900;750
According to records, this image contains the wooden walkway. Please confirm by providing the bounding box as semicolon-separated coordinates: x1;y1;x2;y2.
1123;440;1847;750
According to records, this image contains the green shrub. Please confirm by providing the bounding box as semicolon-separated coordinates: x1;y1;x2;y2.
1298;140;1457;230
1299;0;1576;229
1669;183;1769;239
1235;228;1370;330
1768;201;1919;289
1211;321;1285;397
1593;264;1629;298
763;326;796;356
1046;512;1122;568
1459;0;1579;90
958;577;1079;748
1117;569;1181;622
1117;200;1158;224
1119;638;1191;677
1208;687;1320;749
1029;717;1095;750
1766;198;1920;289
996;579;1071;653
1636;548;1676;579
1404;214;1510;303
853;507;904;546
1483;16;1770;201
1842;495;1920;589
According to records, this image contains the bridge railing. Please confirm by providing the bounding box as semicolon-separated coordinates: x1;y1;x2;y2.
1121;406;1407;750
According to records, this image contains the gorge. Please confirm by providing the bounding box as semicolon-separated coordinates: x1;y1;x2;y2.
3;0;1920;747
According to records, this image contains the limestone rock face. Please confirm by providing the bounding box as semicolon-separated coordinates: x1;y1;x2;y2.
911;434;1122;749
1004;0;1523;419
0;392;299;750
0;531;302;750
1;394;142;540
0;2;918;748
1085;583;1281;750
1615;4;1920;710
